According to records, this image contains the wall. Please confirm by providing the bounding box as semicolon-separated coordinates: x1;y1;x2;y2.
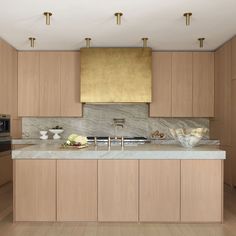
22;104;209;139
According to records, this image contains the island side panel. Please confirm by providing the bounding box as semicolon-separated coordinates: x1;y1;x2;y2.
14;160;56;221
181;160;223;222
98;160;139;222
139;160;181;222
57;160;97;221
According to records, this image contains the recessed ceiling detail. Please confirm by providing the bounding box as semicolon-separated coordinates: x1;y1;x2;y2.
0;0;235;50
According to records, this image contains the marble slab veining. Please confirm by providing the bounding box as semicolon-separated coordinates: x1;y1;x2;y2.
12;144;226;160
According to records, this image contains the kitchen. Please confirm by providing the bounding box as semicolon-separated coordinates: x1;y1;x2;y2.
0;0;235;235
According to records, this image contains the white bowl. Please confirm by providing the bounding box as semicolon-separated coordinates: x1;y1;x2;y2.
49;129;64;139
169;128;208;148
40;130;48;136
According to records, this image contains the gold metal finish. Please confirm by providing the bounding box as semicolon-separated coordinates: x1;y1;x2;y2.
80;48;152;103
85;38;91;48
114;12;123;25
198;38;205;48
28;37;36;48
43;12;52;25
183;12;192;26
142;38;148;47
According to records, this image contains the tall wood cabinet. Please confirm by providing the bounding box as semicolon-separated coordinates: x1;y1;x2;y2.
17;51;82;117
150;52;214;117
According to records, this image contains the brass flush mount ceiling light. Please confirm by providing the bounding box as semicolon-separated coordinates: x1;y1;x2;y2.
183;12;192;26
29;37;36;48
114;12;123;25
85;38;91;48
198;38;205;48
43;12;53;25
142;38;148;47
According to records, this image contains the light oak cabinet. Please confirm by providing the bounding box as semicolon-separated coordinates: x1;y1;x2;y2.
17;51;82;117
193;52;214;117
98;160;139;222
172;52;193;117
139;160;180;222
57;160;97;221
0;154;12;186
14;160;56;221
18;52;40;116
181;160;223;222
150;52;172;117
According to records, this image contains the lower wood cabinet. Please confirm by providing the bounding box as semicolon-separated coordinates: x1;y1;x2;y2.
0;154;12;186
14;160;56;221
98;160;139;222
181;160;223;222
139;160;180;222
57;160;97;221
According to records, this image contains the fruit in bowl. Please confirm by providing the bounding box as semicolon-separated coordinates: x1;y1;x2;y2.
169;128;208;148
62;134;88;148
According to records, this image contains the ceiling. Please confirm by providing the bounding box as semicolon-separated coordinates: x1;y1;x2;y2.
0;0;236;51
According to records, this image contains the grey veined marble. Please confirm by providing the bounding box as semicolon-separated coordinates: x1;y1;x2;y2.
22;104;209;140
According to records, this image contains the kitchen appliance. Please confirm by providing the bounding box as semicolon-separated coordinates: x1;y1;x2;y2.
0;114;10;137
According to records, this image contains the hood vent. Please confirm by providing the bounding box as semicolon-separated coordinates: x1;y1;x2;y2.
80;48;152;103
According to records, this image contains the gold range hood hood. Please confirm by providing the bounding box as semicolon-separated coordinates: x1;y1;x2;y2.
80;48;152;103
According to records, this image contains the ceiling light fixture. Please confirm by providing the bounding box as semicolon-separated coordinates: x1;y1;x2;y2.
43;12;53;25
142;38;148;47
85;38;91;48
29;37;36;48
114;12;123;25
198;38;205;48
183;12;192;26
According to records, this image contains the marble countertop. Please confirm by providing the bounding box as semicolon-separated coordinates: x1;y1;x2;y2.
12;143;226;160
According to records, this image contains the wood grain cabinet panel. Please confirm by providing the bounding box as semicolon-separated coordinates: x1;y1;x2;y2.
14;160;56;221
0;154;12;186
98;160;138;222
150;52;172;117
139;160;180;222
57;160;97;221
39;52;61;116
60;52;82;117
193;52;214;117
181;160;223;222
232;80;236;186
18;52;40;116
172;52;193;117
232;37;236;80
210;41;231;146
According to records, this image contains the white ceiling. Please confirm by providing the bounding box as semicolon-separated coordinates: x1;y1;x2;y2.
0;0;236;51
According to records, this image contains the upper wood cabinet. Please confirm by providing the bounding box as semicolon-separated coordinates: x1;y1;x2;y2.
18;51;82;117
150;52;172;117
60;52;82;117
172;52;193;117
18;52;40;116
193;52;214;117
39;52;61;116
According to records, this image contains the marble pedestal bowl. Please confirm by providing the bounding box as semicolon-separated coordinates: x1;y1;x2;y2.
49;129;64;139
169;128;208;148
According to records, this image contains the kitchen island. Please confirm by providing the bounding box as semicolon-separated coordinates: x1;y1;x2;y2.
12;143;225;223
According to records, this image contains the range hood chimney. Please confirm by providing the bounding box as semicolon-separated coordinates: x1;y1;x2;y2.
80;48;152;103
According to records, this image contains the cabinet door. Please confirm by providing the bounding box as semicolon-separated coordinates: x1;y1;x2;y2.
18;52;40;116
193;52;214;117
98;160;138;222
139;160;180;222
232;37;236;80
172;52;193;117
181;160;223;222
39;52;61;116
60;52;82;117
57;160;97;221
14;160;56;221
0;154;12;186
150;52;172;117
210;42;231;146
232;80;236;186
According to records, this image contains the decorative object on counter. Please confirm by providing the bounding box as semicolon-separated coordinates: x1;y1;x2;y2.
62;134;88;149
49;126;64;139
151;130;165;139
169;128;208;148
39;131;48;140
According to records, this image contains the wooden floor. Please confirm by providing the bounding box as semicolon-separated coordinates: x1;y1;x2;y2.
1;185;236;236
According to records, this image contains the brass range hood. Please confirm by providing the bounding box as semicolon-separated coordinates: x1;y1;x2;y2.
80;48;152;103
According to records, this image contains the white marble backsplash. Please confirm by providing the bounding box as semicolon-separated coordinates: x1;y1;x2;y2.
22;104;209;139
